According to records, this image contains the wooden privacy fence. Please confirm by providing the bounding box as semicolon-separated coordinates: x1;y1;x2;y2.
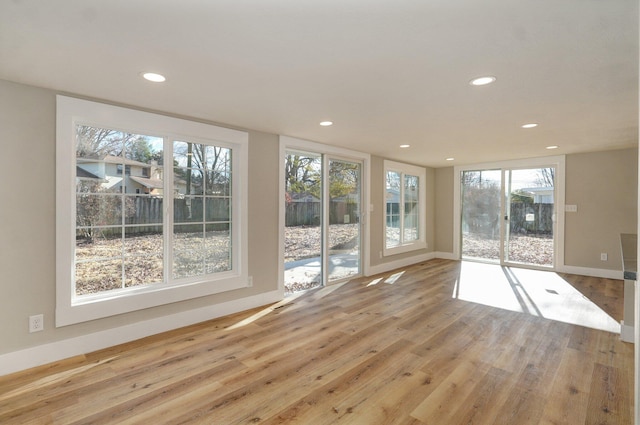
286;202;321;226
78;197;231;239
508;203;554;234
285;201;360;226
463;203;554;237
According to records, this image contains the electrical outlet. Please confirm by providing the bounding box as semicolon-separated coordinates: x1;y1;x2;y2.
29;314;44;333
600;253;608;261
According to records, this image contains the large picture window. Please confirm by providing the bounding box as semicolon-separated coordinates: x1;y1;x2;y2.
57;96;248;326
384;160;427;255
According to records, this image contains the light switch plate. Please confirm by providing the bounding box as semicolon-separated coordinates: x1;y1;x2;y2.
565;204;578;212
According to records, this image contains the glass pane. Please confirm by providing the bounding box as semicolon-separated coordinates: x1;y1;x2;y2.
76;126;125;159
385;171;401;248
174;196;204;223
173;141;203;169
461;170;501;262
205;169;231;196
123;136;163;195
205;197;231;222
75;259;122;295
205;146;231;171
205;146;231;196
328;159;361;282
125;195;163;225
172;141;233;279
505;168;554;267
173;224;204;279
124;255;163;287
173;251;204;279
403;174;419;243
124;226;163;255
403;202;419;242
174;167;204;196
75;229;122;260
73;124;168;296
284;152;322;294
76;179;120;194
76;194;122;227
204;223;231;273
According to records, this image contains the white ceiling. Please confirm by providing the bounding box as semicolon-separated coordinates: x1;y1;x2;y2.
1;0;637;167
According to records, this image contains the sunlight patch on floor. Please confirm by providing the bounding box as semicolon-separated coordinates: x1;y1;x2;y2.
227;293;305;330
366;277;383;287
385;271;405;285
454;262;620;333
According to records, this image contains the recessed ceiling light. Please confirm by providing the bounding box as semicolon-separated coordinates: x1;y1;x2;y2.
469;76;496;86
446;157;455;161
522;123;538;129
546;145;559;150
142;72;166;83
399;144;410;148
319;121;333;126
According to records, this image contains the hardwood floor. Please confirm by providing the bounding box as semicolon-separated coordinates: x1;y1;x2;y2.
0;259;633;424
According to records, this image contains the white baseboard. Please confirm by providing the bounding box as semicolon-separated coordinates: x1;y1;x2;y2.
369;253;623;280
0;290;282;377
367;252;436;276
556;265;623;280
621;320;635;343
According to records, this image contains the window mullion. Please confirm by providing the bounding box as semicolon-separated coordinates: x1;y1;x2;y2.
121;204;126;290
164;138;173;284
399;172;405;246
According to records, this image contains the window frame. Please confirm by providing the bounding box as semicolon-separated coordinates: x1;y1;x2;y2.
56;96;249;327
383;160;427;256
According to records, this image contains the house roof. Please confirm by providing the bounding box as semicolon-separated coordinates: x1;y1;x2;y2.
0;2;636;167
520;187;554;194
102;155;150;168
77;155;150;168
287;192;320;203
130;176;163;190
76;166;102;180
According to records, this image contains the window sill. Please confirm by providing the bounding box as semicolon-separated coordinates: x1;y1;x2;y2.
383;241;428;257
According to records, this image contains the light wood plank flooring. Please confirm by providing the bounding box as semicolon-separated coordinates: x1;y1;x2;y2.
0;259;633;424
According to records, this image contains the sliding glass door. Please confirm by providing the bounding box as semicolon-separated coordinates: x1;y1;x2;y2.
283;151;363;294
328;159;361;283
504;167;555;267
461;170;502;262
460;165;556;268
283;151;323;293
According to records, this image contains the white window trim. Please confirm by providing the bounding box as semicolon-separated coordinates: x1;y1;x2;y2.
383;160;427;256
56;96;249;327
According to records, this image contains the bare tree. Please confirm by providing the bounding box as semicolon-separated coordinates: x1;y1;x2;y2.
535;167;555;187
173;142;232;195
76;181;135;243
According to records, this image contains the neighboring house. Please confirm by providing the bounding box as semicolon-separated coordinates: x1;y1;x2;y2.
520;186;554;204
76;156;182;196
287;192;320;204
75;166;103;182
